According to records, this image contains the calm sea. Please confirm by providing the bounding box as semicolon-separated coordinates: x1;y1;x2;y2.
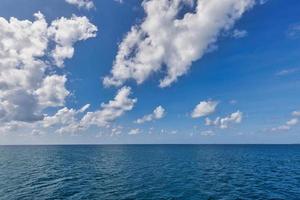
0;145;300;200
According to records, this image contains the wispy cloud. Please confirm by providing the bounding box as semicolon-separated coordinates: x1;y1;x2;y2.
128;128;140;135
200;130;215;137
232;29;248;39
286;23;300;39
276;68;300;76
271;111;300;132
65;0;94;10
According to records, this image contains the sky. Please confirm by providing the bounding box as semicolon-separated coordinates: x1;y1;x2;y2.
0;0;300;144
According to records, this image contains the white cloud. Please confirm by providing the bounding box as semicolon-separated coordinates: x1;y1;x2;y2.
271;111;300;132
65;0;94;10
135;105;165;124
104;0;255;88
110;125;123;136
191;101;218;118
271;125;290;131
31;129;45;136
19;87;136;135
292;111;300;117
232;29;248;38
80;86;137;127
0;12;97;123
219;111;243;129
200;130;215;136
43;105;89;128
286;118;299;126
35;75;69;108
128;128;140;135
206;110;243;129
48;15;97;67
205;117;220;126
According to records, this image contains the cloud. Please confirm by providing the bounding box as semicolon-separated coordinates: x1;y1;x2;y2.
219;111;243;129
286;23;300;39
0;12;97;123
110;125;123;136
80;86;137;127
115;0;124;4
35;75;69;108
206;110;243;129
135;105;165;124
0;90;44;122
200;130;215;136
276;68;300;76
258;0;268;5
104;0;255;88
6;87;135;135
43;104;89;128
191;101;218;118
229;99;238;105
232;29;248;38
128;128;140;135
271;125;290;131
48;15;97;67
286;118;298;126
271;111;299;132
31;129;45;136
292;111;300;117
65;0;94;10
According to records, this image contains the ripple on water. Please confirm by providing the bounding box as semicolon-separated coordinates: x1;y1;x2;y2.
0;145;300;200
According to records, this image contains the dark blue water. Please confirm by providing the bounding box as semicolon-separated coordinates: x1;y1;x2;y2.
0;145;300;200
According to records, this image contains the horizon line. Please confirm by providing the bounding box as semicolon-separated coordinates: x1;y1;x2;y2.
1;143;300;146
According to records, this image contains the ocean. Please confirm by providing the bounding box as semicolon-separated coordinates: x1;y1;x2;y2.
0;145;299;199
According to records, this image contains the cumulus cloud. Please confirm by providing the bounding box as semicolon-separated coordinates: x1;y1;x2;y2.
191;101;218;118
0;12;97;123
48;15;97;67
65;0;94;10
135;105;165;124
219;111;243;129
206;110;243;129
104;0;255;88
48;87;136;134
7;86;136;135
80;86;137;128
43;104;89;128
35;75;69;107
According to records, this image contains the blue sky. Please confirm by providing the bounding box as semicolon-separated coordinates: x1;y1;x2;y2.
0;0;300;144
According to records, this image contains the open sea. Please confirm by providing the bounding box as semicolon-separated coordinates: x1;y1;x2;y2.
0;145;300;200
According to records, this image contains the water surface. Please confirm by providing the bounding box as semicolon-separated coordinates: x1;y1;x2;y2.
0;145;300;199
